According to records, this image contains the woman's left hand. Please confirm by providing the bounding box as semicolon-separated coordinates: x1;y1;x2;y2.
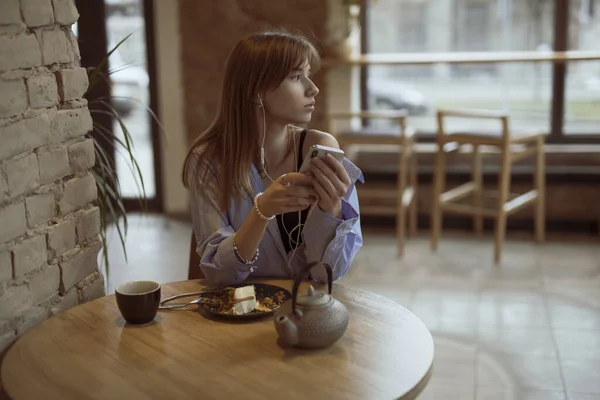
309;154;351;218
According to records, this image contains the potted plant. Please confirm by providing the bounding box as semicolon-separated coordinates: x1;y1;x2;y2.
84;32;164;289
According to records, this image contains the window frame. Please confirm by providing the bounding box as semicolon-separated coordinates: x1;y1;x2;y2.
76;0;164;212
360;0;600;145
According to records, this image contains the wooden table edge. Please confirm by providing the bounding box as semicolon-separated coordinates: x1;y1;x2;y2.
1;278;435;400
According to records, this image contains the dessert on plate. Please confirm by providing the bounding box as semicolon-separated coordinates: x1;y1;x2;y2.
232;285;257;315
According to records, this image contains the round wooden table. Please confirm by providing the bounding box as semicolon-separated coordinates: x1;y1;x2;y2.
1;280;434;400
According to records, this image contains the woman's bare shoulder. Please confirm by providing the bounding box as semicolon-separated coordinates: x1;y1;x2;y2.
304;129;340;149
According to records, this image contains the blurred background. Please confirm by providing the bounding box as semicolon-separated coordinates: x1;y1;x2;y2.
367;0;600;134
1;2;598;398
74;0;600;221
72;1;599;398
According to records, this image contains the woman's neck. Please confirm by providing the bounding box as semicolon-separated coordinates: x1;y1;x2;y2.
259;119;293;169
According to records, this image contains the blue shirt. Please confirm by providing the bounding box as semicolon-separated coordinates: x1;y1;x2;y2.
189;158;364;286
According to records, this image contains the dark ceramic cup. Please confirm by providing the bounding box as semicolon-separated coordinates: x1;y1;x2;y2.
115;281;161;325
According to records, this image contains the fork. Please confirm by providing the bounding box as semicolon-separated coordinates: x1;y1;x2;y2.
159;290;222;309
159;293;255;310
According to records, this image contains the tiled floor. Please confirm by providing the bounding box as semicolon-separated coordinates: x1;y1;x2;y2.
105;213;600;400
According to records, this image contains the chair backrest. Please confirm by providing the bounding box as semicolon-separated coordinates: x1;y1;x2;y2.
436;108;511;143
188;232;205;280
327;109;409;139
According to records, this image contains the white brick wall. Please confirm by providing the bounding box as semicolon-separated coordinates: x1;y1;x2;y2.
68;139;95;173
77;271;104;302
0;0;21;25
0;202;27;242
76;206;100;243
0;34;42;71
27;73;59;108
38;146;70;184
25;192;56;227
21;0;55;27
52;0;79;26
60;173;97;215
47;217;76;258
28;264;60;303
0;114;51;160
40;30;72;65
50;286;78;315
0;79;28;117
0;284;33;320
5;153;40;197
0;171;8;204
0;250;12;283
60;242;101;292
53;107;93;143
65;29;80;62
13;234;47;277
17;307;49;335
0;0;103;354
56;68;88;102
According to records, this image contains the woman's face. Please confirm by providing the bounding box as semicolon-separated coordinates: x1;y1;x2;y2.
261;61;319;125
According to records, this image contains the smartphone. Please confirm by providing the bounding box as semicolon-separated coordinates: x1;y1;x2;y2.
298;144;345;173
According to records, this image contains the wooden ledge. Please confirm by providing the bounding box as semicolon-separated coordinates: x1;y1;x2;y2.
323;50;600;67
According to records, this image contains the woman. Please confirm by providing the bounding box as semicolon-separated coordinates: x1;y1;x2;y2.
182;30;364;286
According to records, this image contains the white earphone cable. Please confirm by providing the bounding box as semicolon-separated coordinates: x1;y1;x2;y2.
257;94;316;270
258;95;276;184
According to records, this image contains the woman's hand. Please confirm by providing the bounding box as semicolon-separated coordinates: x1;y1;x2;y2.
258;172;317;217
309;154;351;218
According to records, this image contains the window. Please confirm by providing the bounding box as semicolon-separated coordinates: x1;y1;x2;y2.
104;0;156;198
564;0;600;135
363;0;600;142
75;0;162;211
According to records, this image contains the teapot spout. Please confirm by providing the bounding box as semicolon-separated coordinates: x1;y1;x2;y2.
275;315;298;346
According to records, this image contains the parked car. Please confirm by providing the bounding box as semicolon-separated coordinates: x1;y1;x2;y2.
105;0;140;16
367;77;428;116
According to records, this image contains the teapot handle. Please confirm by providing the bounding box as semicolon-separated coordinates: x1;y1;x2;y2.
291;261;333;314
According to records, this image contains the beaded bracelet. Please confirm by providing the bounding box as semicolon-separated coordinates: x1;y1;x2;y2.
232;234;259;270
253;192;275;221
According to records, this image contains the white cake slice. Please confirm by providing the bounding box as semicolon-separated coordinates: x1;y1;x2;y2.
232;285;257;315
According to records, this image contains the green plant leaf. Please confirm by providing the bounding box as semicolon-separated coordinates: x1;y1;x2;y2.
91;120;131;151
84;28;164;291
92;96;168;144
96;99;148;211
93;169;128;264
90;105;148;203
94;172;128;227
87;31;136;91
96;193;110;290
92;139;128;235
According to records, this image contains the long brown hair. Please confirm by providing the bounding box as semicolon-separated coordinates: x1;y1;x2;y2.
181;30;320;211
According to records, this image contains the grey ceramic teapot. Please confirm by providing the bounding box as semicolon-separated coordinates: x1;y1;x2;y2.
274;261;349;348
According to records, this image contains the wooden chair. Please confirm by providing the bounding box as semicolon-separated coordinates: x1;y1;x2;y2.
188;233;204;280
327;110;418;256
431;108;546;263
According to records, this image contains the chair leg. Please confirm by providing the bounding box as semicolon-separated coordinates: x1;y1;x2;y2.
534;136;546;243
472;145;483;235
397;147;409;257
431;143;445;251
409;144;418;236
494;144;511;263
